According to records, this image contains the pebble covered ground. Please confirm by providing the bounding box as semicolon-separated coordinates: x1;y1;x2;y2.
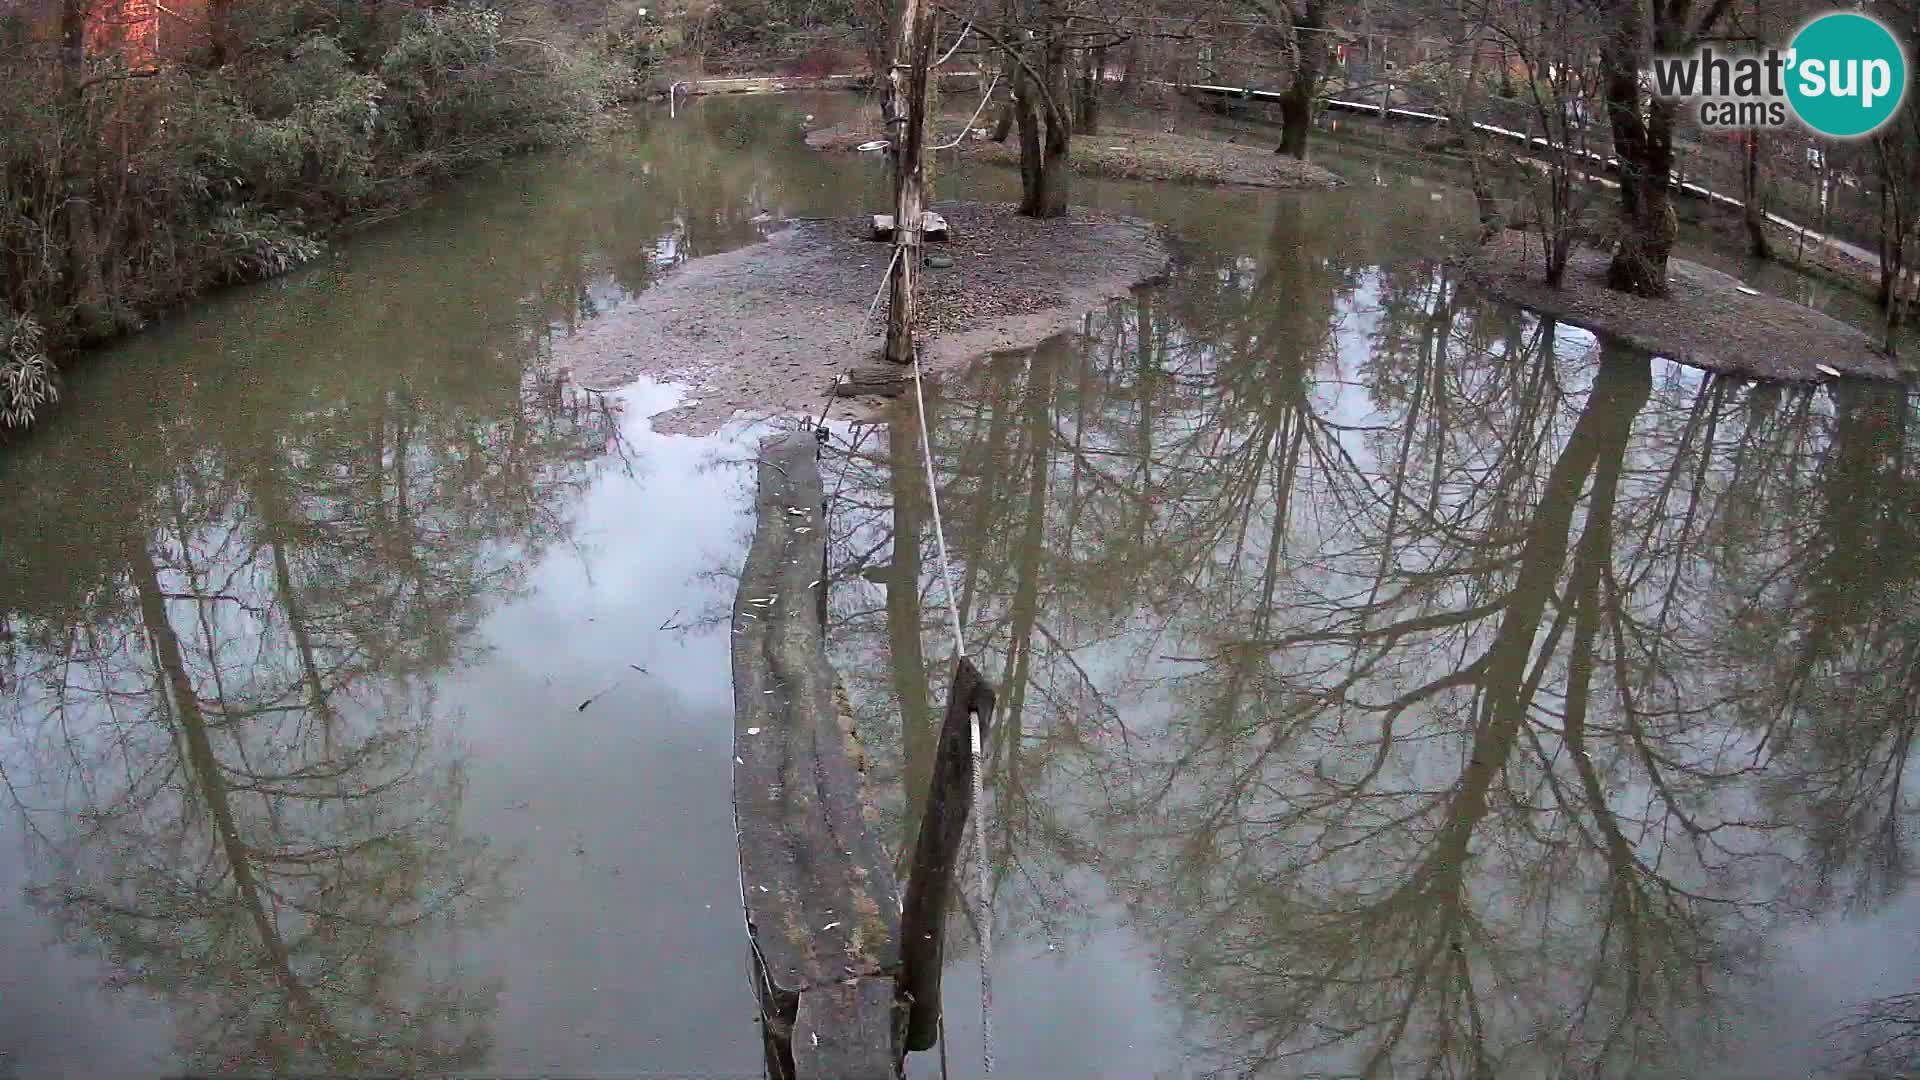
554;201;1172;433
1459;231;1908;383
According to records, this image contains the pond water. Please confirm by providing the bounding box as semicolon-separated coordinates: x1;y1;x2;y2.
1;93;1914;1079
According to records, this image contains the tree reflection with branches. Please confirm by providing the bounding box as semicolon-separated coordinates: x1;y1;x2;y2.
1;315;615;1071
828;189;1920;1078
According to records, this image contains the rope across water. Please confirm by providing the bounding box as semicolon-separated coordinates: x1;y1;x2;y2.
814;205;995;1078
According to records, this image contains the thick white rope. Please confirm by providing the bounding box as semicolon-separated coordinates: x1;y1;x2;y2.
908;351;993;1076
931;71;1001;152
869;246;904;320
934;21;973;70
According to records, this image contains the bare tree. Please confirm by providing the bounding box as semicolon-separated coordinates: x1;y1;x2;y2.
1595;0;1735;296
1238;0;1329;157
1480;0;1606;283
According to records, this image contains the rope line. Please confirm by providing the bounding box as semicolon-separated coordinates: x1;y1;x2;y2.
908;358;966;662
908;350;993;1077
931;71;1002;152
831;108;993;1076
934;21;974;69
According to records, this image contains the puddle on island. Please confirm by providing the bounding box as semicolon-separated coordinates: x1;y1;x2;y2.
1;88;1913;1079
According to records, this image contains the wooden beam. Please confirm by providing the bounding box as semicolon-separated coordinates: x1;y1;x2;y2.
794;978;903;1079
733;432;904;1079
897;656;996;1052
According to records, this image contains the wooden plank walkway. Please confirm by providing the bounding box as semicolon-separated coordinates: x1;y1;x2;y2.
733;431;903;1080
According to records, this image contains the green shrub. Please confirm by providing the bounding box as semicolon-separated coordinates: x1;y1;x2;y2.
378;3;617;176
1;313;56;430
0;0;617;434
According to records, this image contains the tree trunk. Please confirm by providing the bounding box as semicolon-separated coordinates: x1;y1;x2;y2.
1075;44;1103;134
990;96;1015;141
1277;92;1311;156
209;0;232;65
1744;131;1772;260
1452;32;1501;241
1275;0;1325;158
57;0;102;325
1599;0;1675;297
1014;44;1070;219
1877;156;1909;320
882;0;936;364
1013;59;1044;213
989;49;1016;141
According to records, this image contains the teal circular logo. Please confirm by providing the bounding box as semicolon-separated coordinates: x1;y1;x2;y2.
1786;13;1908;138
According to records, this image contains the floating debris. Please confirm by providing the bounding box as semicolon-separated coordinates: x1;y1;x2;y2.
748;727;762;735
1736;285;1761;296
1817;363;1843;378
821;921;841;931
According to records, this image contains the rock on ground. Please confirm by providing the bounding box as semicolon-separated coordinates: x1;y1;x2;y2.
1458;231;1908;384
555;201;1173;433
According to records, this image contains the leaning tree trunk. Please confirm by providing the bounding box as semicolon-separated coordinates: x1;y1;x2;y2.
1599;0;1676;297
1276;0;1326;158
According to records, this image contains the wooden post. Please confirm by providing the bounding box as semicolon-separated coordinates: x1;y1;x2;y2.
897;656;996;1052
883;0;937;364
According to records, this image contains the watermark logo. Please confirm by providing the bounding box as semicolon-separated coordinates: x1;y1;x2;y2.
1650;11;1908;137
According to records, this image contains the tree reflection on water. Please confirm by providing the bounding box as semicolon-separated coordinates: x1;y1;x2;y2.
828;203;1920;1078
0;291;618;1073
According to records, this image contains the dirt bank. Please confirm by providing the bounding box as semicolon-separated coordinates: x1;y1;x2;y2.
1458;231;1907;383
557;201;1172;433
806;119;1342;190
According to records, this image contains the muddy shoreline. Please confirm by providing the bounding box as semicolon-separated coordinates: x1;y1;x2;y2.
558;201;1174;433
1457;231;1907;384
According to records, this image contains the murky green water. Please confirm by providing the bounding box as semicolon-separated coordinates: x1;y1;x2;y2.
2;93;1913;1078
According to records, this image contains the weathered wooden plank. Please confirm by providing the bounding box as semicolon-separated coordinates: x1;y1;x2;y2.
792;978;903;1080
834;366;911;398
733;431;903;1079
898;656;996;1052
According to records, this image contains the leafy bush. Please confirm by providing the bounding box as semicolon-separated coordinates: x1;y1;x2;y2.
0;0;616;433
1;313;56;430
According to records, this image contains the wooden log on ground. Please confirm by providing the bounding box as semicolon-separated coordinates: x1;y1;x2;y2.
734;431;904;1080
834;366;911;398
898;657;996;1052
